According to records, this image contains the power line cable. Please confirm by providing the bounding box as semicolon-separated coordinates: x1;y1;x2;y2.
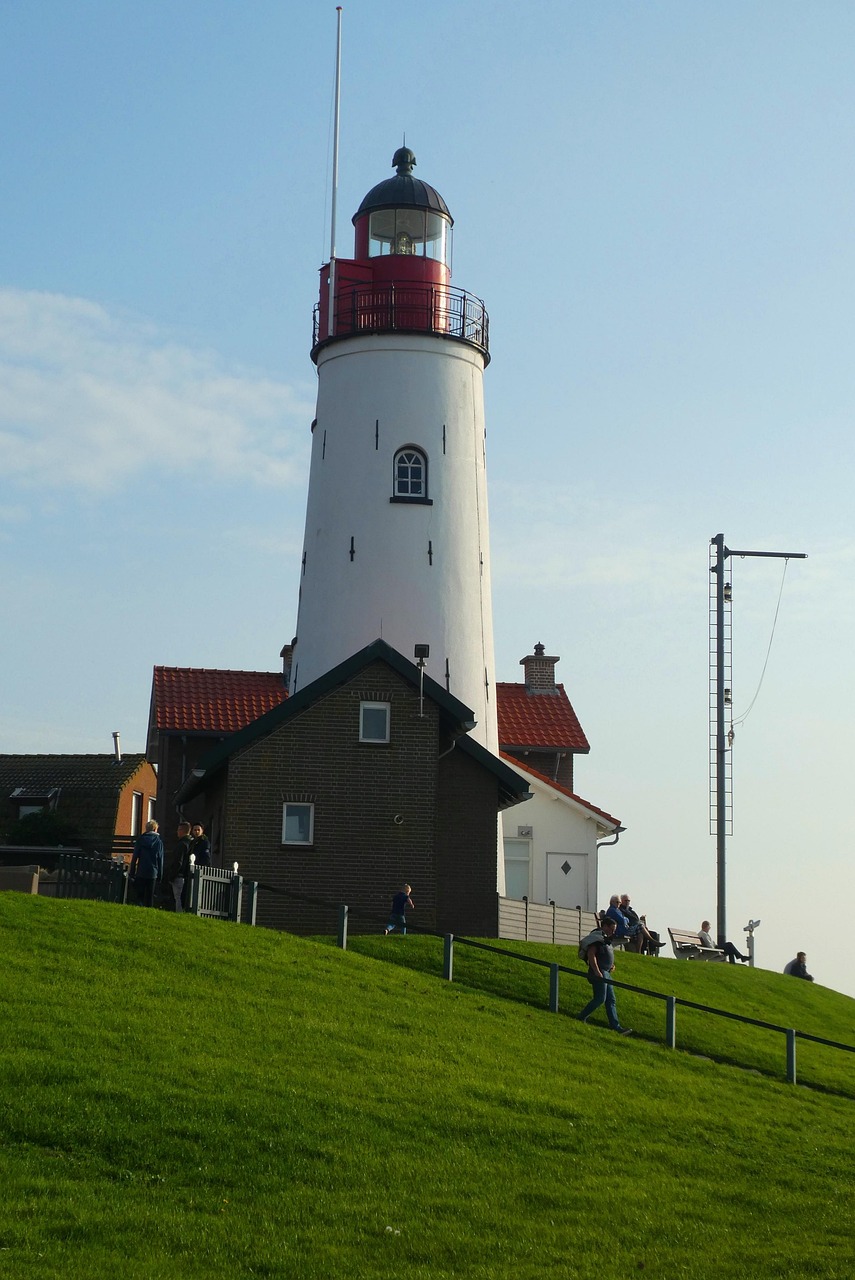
732;559;790;729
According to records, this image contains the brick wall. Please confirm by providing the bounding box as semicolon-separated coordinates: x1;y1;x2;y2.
435;747;500;936
215;660;501;937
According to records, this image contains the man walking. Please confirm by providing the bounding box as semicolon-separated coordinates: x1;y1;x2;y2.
577;916;633;1035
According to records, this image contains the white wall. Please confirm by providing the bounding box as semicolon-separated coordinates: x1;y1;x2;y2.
292;332;497;753
501;766;620;913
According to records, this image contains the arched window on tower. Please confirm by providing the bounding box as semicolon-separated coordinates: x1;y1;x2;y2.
391;447;432;504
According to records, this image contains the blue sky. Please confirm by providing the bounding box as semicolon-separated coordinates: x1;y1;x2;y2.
2;2;853;996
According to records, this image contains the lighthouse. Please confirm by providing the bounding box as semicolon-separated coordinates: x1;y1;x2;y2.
290;147;499;754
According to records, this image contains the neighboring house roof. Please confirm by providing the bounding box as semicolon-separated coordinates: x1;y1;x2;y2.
176;639;530;812
0;754;150;793
151;667;288;735
496;682;590;753
151;666;588;757
500;752;621;832
0;754;154;850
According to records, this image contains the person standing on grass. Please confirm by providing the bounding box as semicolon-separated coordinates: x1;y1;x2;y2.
168;822;193;913
577;916;633;1035
384;884;414;935
191;823;212;867
129;820;163;908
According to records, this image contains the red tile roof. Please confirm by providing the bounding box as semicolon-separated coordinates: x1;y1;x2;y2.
152;669;589;754
500;753;620;829
496;682;589;752
152;667;287;734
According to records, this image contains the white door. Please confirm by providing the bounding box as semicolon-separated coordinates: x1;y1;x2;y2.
546;853;587;910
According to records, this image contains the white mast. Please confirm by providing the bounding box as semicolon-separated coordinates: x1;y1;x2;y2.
327;6;343;337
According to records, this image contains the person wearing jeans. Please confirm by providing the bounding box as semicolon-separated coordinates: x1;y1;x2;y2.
577;916;633;1035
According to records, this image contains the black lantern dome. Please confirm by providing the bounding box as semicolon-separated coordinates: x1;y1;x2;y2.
354;148;452;223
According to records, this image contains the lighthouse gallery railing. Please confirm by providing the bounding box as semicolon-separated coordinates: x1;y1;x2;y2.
313;282;490;359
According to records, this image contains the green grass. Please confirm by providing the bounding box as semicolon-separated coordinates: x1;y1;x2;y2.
0;896;853;1279
337;933;855;1097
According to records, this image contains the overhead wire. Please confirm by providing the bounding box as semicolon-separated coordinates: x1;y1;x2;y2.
731;558;790;730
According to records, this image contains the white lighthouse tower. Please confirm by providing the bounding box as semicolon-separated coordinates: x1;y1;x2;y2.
290;147;498;753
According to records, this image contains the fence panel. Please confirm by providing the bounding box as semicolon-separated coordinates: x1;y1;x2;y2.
189;867;247;922
56;854;127;904
498;896;598;947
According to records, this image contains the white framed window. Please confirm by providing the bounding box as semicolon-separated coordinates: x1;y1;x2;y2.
147;796;156;824
503;837;531;901
393;447;427;498
360;701;390;743
282;803;314;845
131;792;143;837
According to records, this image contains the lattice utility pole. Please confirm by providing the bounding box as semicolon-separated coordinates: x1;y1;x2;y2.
709;535;806;949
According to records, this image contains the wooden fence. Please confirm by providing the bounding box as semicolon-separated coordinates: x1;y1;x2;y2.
53;854;127;904
498;896;598;947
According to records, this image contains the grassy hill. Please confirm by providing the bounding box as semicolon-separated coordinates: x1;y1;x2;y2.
0;895;852;1280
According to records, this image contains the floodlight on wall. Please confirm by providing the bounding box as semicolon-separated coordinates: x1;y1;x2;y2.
414;643;429;716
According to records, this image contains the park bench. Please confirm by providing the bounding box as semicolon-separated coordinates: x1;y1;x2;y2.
668;927;727;961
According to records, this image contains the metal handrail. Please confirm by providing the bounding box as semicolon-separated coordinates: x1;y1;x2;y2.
312;281;490;359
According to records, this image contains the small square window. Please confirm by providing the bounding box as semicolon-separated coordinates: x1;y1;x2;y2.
282;803;314;845
360;701;390;743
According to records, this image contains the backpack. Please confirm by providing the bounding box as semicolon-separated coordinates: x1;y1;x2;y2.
578;929;605;962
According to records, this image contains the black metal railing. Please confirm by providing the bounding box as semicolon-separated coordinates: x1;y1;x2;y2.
313;282;490;359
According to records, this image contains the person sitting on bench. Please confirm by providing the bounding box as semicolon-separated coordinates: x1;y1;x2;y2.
619;893;663;953
699;920;748;964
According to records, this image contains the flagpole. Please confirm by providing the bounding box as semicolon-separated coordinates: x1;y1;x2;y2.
327;6;343;337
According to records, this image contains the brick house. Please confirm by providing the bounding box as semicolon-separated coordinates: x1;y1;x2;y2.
146;663;289;849
172;639;530;936
147;640;621;918
0;753;158;861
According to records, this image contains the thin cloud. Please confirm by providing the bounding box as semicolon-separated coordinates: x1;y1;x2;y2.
0;288;314;495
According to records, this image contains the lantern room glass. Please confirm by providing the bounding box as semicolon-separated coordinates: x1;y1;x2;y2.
368;209;452;266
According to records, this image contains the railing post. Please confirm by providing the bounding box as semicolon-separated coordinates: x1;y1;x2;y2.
443;933;454;981
189;866;201;915
337;904;349;950
246;881;258;926
523;894;529;941
549;963;560;1013
666;996;677;1048
786;1029;797;1084
550;899;556;944
230;874;243;923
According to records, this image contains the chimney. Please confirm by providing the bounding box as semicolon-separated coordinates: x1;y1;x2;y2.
112;731;122;762
280;641;295;688
520;642;559;693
